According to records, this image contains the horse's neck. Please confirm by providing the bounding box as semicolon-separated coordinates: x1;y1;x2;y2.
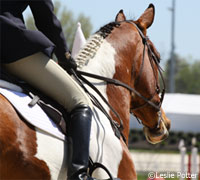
79;36;131;141
81;39;116;78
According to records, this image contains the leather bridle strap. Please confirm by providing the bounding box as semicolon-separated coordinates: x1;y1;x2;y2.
126;20;166;110
76;70;160;111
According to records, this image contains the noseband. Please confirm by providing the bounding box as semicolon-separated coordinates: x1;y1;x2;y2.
75;20;165;132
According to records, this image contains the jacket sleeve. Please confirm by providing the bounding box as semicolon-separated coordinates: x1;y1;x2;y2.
29;0;69;61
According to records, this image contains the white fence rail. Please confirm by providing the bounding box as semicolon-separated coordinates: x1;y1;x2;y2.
131;151;199;175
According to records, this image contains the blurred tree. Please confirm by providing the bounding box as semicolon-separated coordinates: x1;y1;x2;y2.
164;55;200;94
176;61;200;94
25;1;93;51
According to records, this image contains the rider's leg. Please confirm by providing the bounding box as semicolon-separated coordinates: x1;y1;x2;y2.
4;52;92;112
4;52;94;180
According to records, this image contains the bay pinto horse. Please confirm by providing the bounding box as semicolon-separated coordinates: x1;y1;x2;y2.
0;4;170;180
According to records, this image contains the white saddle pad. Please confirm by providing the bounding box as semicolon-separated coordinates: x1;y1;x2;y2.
0;87;65;141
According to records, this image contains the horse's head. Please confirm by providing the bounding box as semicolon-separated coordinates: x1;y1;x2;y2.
114;4;171;144
76;4;170;145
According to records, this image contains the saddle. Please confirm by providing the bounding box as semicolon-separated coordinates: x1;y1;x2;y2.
0;68;68;135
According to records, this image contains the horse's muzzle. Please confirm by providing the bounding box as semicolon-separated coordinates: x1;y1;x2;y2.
143;120;169;144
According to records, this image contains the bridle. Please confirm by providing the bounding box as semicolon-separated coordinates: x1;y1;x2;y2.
73;20;166;136
126;20;166;130
128;20;165;110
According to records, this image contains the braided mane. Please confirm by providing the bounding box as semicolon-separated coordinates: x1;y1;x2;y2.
75;22;120;68
97;22;120;38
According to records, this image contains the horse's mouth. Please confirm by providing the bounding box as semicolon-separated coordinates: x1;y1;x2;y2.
143;120;169;144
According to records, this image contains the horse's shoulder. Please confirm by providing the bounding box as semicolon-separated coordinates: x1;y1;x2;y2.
0;94;14;111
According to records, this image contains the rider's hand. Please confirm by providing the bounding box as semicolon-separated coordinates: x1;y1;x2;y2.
58;52;77;73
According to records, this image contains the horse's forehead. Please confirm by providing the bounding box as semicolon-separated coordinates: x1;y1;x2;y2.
106;22;143;57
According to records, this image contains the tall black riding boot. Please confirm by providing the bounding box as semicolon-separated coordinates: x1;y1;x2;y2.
67;105;94;180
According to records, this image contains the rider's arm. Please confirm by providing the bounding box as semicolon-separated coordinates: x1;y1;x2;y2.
29;0;69;62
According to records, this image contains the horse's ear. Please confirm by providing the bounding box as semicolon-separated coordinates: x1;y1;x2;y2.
135;4;155;35
115;9;126;22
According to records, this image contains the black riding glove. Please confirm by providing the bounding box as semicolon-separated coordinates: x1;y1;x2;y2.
58;52;77;74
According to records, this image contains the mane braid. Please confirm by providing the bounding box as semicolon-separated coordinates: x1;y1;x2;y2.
97;22;121;38
75;34;104;68
75;22;120;68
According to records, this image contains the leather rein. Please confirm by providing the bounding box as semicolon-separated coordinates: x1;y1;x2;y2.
72;20;166;138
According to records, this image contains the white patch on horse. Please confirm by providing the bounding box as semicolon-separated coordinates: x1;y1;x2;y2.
90;109;123;178
35;129;67;180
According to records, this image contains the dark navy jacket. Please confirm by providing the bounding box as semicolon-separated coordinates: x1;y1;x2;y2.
0;0;69;63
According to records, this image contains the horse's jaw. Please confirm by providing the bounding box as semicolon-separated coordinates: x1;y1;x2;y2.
143;120;169;144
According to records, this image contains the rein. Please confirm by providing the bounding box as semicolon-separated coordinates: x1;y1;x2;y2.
71;69;126;143
76;68;163;131
76;70;161;111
